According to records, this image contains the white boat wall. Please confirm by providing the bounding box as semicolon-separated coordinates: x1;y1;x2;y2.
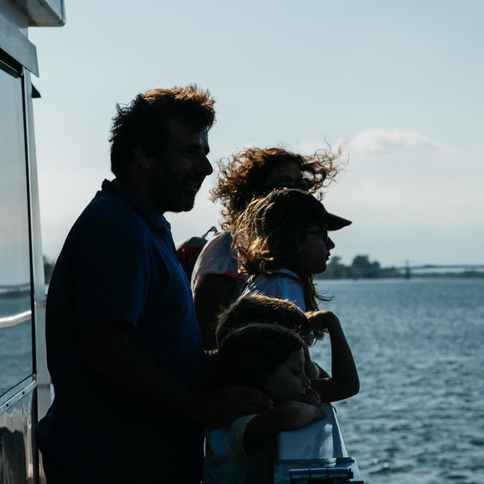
275;403;364;483
0;2;64;483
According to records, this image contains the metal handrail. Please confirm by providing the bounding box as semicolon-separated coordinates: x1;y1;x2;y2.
0;310;31;329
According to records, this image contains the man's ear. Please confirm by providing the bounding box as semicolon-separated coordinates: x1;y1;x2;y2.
133;147;156;170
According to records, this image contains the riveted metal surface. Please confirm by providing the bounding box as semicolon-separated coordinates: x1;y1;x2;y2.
0;385;35;483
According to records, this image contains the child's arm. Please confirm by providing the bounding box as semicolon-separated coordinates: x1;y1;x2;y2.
304;347;330;380
242;402;323;455
308;311;360;402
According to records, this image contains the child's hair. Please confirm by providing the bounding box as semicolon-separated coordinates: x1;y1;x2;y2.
234;188;337;310
216;294;311;346
215;324;305;390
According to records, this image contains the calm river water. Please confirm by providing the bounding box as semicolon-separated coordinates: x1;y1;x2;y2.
312;278;484;484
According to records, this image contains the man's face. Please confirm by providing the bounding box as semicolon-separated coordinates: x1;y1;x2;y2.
147;119;213;213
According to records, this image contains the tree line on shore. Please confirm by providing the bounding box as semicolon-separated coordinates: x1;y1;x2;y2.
317;255;484;280
317;255;402;279
44;254;483;284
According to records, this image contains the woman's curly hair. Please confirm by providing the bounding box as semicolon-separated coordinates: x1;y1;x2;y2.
211;146;342;229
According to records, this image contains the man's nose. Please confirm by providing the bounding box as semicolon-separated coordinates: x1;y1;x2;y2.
327;237;335;250
198;155;213;176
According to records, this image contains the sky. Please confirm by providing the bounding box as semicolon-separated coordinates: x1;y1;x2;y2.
28;0;484;268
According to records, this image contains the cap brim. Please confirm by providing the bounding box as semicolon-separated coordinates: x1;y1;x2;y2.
324;212;352;231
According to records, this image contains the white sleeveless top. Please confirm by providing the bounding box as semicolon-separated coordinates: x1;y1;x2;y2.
239;268;306;311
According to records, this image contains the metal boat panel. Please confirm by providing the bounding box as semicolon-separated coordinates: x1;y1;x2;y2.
0;13;38;75
0;381;36;484
24;0;66;27
23;66;50;420
0;5;60;481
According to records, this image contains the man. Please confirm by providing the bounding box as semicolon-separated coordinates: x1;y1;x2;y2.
35;86;271;483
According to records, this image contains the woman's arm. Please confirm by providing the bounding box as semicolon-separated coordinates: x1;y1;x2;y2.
193;273;237;350
242;402;323;455
308;311;360;402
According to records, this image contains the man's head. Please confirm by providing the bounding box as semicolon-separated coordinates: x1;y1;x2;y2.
109;85;216;213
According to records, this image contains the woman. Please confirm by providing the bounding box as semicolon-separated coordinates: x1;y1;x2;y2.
192;146;341;349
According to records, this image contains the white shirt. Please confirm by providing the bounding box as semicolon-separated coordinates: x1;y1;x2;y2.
204;415;276;484
190;231;248;303
240;269;307;311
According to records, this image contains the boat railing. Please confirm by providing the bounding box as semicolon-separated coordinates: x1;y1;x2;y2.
274;403;364;483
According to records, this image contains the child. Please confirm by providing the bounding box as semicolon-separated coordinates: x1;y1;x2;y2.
204;324;323;484
216;294;359;402
234;188;351;311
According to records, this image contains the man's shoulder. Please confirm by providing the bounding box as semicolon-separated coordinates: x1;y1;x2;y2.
78;189;149;235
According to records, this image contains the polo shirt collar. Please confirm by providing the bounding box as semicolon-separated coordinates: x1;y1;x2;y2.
101;179;170;233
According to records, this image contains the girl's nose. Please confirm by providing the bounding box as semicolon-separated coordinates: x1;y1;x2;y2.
302;372;311;388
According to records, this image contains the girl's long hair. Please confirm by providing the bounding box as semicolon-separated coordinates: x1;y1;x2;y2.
234;189;331;309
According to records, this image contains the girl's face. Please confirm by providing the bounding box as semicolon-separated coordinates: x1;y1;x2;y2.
299;223;335;275
264;348;310;403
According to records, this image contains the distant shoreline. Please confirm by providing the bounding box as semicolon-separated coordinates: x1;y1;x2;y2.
318;272;484;280
318;254;484;280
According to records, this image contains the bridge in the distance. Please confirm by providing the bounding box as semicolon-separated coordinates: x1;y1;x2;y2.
397;262;484;279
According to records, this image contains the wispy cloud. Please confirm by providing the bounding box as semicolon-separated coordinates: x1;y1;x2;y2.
349;129;453;158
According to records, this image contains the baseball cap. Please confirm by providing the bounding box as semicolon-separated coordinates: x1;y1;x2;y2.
258;188;352;231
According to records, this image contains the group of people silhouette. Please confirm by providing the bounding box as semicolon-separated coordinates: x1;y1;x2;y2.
35;85;359;484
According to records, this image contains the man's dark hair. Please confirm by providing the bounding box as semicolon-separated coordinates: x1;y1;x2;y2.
109;85;216;180
215;324;304;391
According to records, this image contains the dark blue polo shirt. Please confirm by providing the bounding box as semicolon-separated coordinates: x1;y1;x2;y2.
36;180;204;482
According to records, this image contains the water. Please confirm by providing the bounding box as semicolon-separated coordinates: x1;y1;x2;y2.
311;278;484;484
0;291;33;397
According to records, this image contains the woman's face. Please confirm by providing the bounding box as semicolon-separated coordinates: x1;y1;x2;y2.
264;161;305;190
299;224;335;275
264;348;310;403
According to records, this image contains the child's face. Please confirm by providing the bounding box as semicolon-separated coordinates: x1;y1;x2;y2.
299;223;335;275
264;348;310;403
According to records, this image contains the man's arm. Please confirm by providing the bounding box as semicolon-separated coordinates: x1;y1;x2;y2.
242;402;323;455
193;273;237;350
78;323;272;427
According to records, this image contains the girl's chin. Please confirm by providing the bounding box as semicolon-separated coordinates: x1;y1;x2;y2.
312;263;327;275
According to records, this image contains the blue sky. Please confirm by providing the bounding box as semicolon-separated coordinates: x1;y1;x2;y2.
29;0;484;267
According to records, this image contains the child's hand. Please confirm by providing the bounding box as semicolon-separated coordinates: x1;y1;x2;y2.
275;401;325;430
307;310;341;338
303;387;322;406
243;400;326;454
